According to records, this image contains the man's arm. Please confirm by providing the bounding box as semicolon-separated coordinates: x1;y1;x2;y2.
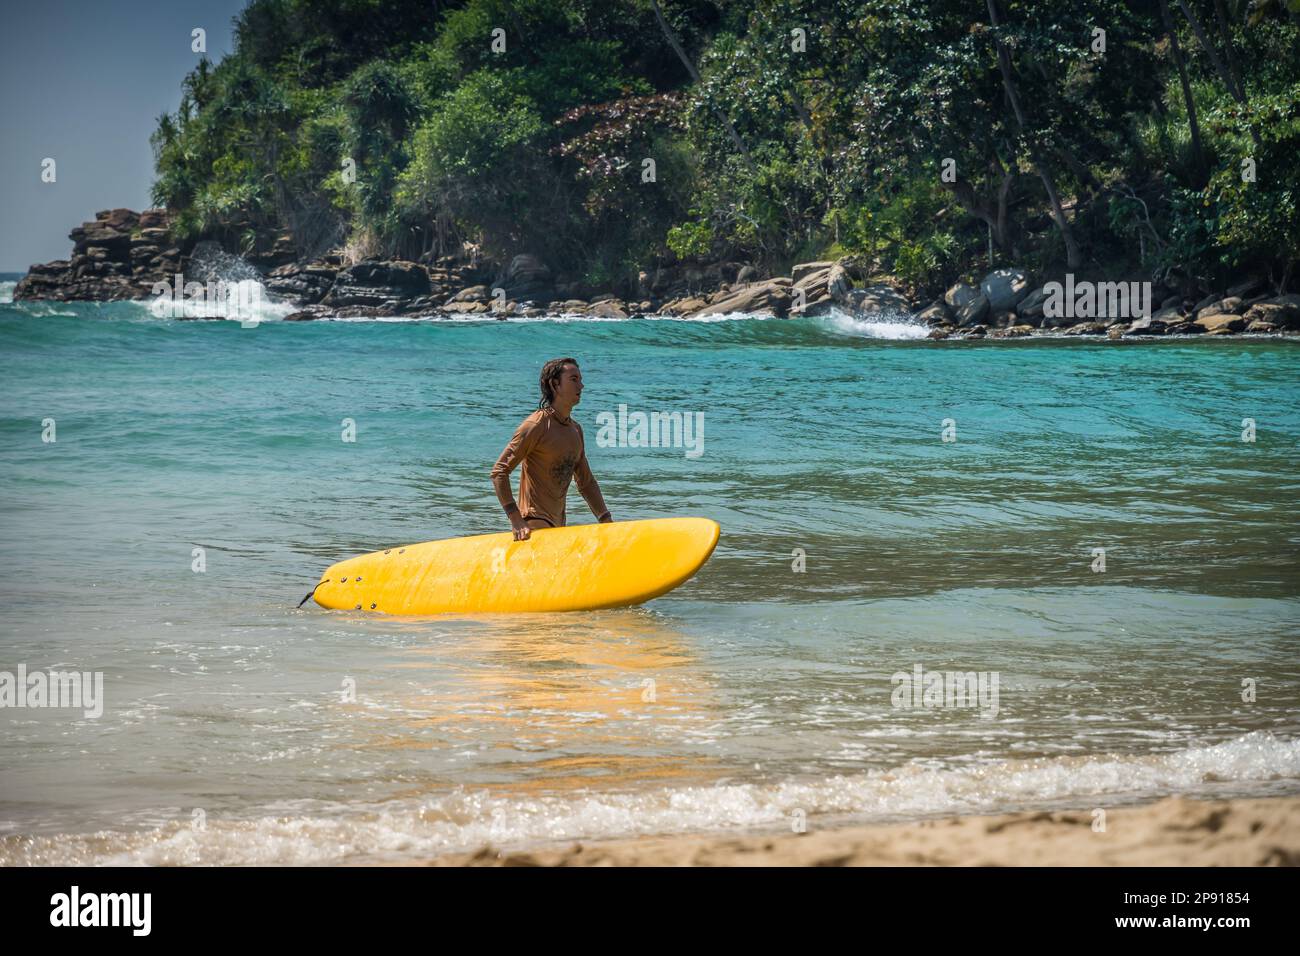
491;417;540;540
574;450;612;523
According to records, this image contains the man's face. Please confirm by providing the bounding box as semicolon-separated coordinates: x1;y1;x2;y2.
554;364;583;406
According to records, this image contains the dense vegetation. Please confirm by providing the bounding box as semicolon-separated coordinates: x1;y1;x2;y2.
151;0;1300;296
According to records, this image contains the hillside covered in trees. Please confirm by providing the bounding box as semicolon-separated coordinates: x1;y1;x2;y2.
147;0;1300;299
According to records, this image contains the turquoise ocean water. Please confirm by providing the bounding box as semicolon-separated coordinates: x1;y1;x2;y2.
1;274;1298;864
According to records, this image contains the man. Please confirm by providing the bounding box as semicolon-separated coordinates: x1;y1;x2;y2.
491;357;613;540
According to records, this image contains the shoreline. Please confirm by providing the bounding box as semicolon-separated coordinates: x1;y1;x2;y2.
419;794;1300;867
11;209;1299;340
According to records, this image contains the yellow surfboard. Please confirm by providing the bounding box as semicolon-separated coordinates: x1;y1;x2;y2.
311;517;720;615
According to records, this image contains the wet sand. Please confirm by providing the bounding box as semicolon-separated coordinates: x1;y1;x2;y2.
426;796;1300;866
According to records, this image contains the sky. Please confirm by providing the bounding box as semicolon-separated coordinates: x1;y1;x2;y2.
0;0;250;272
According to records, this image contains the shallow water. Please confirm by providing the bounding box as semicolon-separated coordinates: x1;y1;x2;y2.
1;283;1297;864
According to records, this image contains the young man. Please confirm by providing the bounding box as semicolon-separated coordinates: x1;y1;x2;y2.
491;357;613;541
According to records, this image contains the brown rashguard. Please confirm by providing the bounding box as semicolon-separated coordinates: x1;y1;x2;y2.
491;408;609;528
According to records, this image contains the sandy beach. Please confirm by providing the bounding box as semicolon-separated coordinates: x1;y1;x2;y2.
428;796;1300;867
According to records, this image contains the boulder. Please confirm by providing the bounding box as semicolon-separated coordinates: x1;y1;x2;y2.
1190;292;1221;315
138;208;168;229
1016;286;1051;318
980;268;1031;312
589;300;629;319
1124;316;1167;336
1196;296;1246;318
1245;319;1278;334
1193;312;1246;334
792;265;835;313
695;279;791;317
324;260;430;307
990;325;1034;338
444;301;490;314
792;261;833;284
848;283;910;316
916;300;951;325
96;208;139;232
661;296;707;315
827;262;852;302
496;253;553;303
1064;321;1107;335
1241;294;1300;331
447;284;490;304
956;293;990;327
944;282;979;311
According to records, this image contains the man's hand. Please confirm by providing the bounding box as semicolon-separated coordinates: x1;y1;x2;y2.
510;516;532;541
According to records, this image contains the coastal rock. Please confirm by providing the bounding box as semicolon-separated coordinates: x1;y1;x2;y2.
324;260;430;308
847;283;908;316
589;300;629;319
1196;296;1246;318
916;300;950;325
1124;315;1167;336
827;262;853;302
926;327;950;339
1194;312;1246;334
265;262;334;304
1064;321;1107;335
944;282;979;311
1241;295;1300;331
956;293;990;327
444;300;490;314
284;305;331;321
792;261;833;284
496;253;554;303
979;268;1031;312
792;265;836;313
447;284;490;304
695;279;791;318
990;325;1034;338
1245;319;1278;334
1016;286;1051;318
661;295;706;315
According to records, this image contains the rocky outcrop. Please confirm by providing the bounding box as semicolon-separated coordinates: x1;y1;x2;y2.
980;268;1031;312
1194;312;1248;334
495;254;554;303
1241;295;1300;331
15;207;186;301
322;260;430;308
694;278;792;318
264;259;340;304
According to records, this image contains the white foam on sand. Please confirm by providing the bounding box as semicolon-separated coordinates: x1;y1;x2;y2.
4;731;1296;866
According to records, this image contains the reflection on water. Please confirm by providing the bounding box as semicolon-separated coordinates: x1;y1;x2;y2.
361;609;725;795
